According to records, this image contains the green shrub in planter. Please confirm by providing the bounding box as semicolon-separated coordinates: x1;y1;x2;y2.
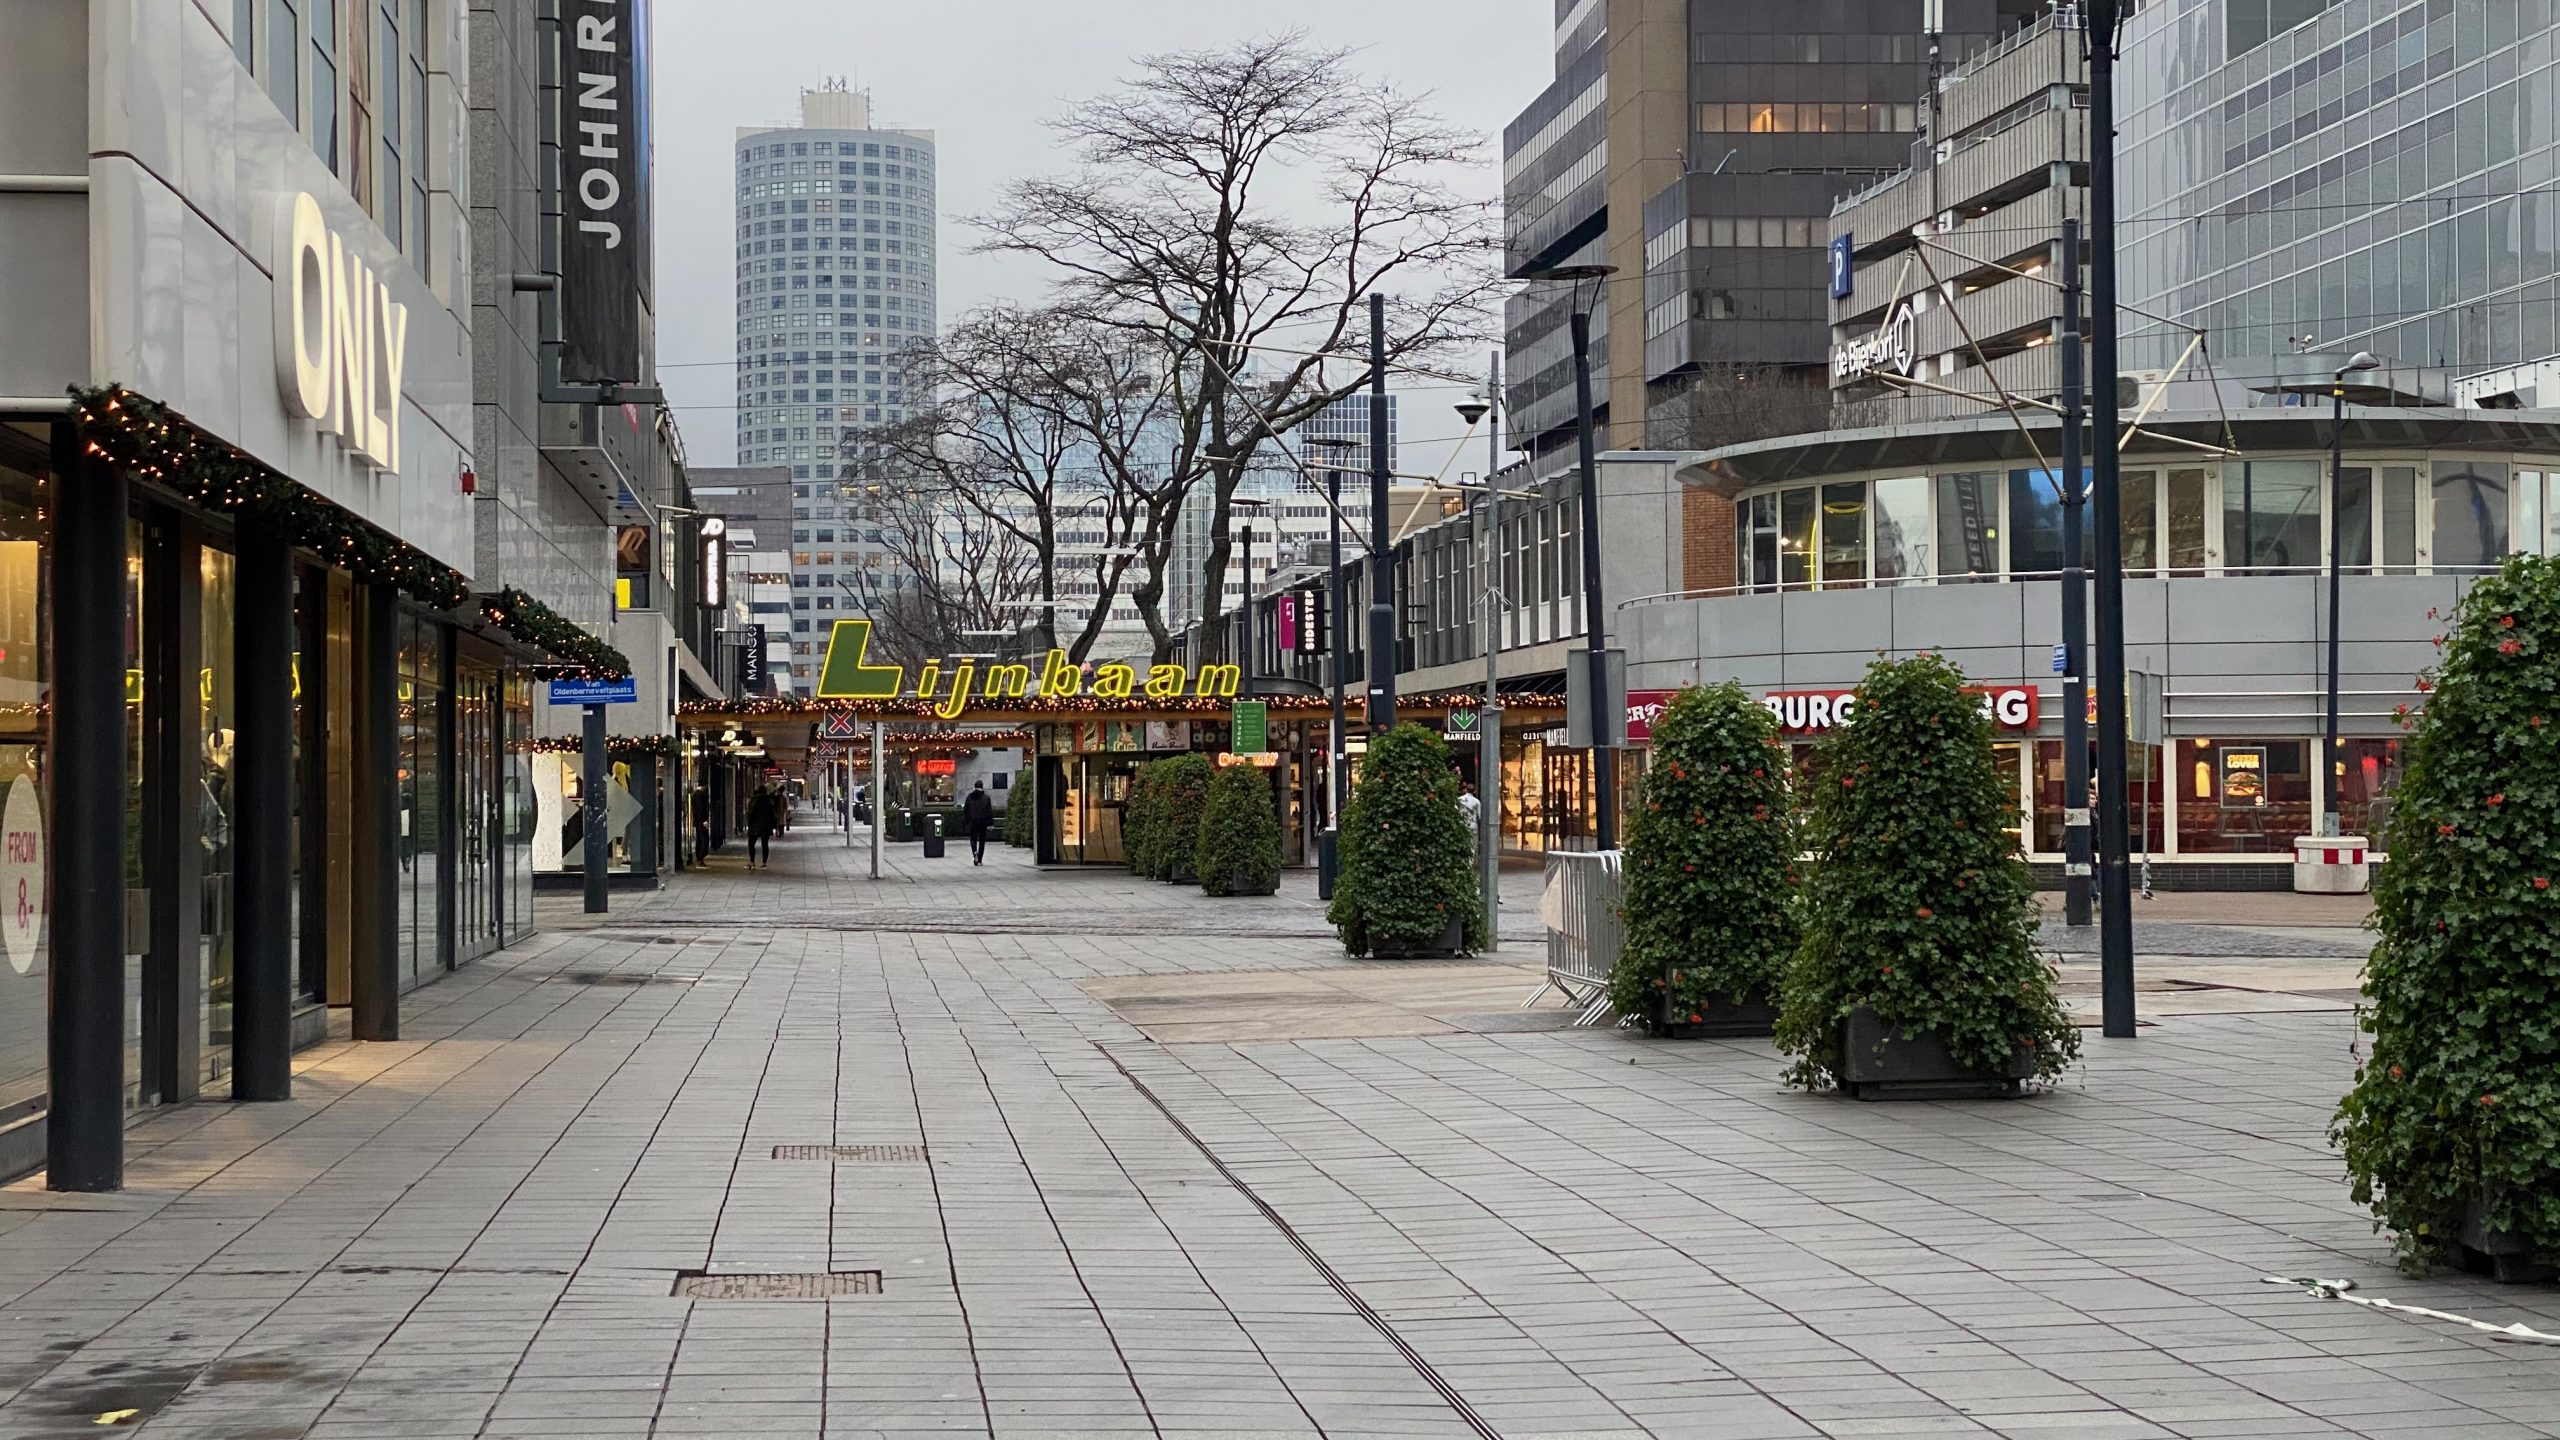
1608;682;1797;1035
1004;769;1034;848
1197;763;1282;896
1122;761;1162;876
2336;554;2560;1278
1328;722;1484;956
1155;754;1214;884
1775;652;2078;1091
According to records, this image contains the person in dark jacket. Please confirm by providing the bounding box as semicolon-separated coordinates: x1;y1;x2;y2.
746;783;780;869
962;781;995;865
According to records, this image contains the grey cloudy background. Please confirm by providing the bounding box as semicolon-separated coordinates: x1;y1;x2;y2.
652;0;1551;477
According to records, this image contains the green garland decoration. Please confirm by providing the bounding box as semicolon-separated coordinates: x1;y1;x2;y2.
480;587;631;679
74;386;629;679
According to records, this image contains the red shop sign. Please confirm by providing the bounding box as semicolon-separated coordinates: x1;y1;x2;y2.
1625;690;1678;743
1762;684;2040;734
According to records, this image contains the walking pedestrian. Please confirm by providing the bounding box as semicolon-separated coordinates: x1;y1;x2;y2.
690;786;711;863
746;782;779;869
963;780;995;866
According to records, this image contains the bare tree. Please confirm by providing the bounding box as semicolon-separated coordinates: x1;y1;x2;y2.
974;31;1499;661
832;450;1042;672
1653;366;1843;451
851;307;1178;662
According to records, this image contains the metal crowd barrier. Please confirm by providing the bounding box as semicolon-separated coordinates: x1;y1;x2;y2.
1529;849;1623;1026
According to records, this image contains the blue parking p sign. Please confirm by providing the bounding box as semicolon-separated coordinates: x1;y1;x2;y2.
1829;233;1855;300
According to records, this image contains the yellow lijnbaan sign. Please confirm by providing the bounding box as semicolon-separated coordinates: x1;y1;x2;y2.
813;619;1239;720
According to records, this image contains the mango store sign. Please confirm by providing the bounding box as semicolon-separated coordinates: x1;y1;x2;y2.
1764;684;2039;734
814;619;1244;719
273;192;410;474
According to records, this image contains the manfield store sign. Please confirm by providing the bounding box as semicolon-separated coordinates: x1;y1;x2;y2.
812;620;1243;718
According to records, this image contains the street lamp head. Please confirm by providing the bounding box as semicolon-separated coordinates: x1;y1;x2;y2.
1524;264;1617;282
2340;350;2383;377
1300;435;1357;452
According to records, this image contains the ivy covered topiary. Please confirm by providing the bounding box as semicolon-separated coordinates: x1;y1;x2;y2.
1154;754;1214;883
1122;762;1163;876
1328;723;1484;955
1196;764;1282;896
2336;554;2560;1275
1775;653;2078;1089
1004;768;1034;848
1608;682;1797;1027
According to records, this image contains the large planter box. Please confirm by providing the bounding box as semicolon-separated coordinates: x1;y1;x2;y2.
1205;870;1277;898
1837;1005;2036;1100
2456;1199;2557;1284
1646;990;1778;1039
1371;917;1468;960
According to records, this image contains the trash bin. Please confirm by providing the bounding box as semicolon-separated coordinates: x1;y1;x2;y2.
922;812;946;859
2293;834;2371;894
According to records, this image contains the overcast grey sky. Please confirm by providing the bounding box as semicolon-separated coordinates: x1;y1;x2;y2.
653;0;1551;476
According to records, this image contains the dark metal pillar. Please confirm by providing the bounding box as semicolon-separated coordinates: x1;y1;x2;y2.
1364;293;1396;731
1569;308;1617;852
581;703;608;914
2088;0;2138;1038
141;511;201;1098
47;427;128;1190
231;517;294;1100
2059;217;2094;929
296;570;330;1005
351;584;399;1042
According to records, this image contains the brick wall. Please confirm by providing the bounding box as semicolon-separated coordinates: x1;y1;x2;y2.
1681;481;1735;595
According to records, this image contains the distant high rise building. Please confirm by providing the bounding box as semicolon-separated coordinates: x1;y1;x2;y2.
732;82;937;676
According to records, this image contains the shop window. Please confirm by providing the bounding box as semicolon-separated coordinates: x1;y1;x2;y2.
2166;468;2213;575
1936;472;2002;581
2431;461;2510;570
2177;738;2311;854
2007;468;2071;577
2034;739;2167;855
2120;469;2158;574
2335;737;2405;839
1778;487;1816;588
2516;470;2559;556
0;431;50;1128
2337;464;2421;572
1819;482;1866;587
200;548;238;1086
1871;476;1932;584
2225;460;2322;573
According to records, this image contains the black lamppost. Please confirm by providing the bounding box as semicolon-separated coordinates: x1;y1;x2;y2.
1303;434;1359;873
2326;350;2382;836
1522;262;1620;850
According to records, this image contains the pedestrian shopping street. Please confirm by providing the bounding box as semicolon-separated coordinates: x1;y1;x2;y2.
0;823;2552;1440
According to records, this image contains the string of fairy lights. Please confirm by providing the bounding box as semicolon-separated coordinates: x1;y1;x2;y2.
678;690;1566;721
74;386;630;679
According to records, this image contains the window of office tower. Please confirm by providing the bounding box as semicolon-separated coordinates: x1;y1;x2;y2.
2227;0;2345;52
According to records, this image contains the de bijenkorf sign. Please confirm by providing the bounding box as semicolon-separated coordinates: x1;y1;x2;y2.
547;676;639;706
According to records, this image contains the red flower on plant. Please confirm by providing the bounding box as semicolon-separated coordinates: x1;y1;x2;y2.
1841;777;1855;788
2537;877;2552;891
2502;615;2517;628
1916;906;1933;919
2388;1065;2403;1079
2482;1094;2498;1107
2489;794;2505;807
2416;678;2435;692
2439;823;2457;835
2502;640;2524;656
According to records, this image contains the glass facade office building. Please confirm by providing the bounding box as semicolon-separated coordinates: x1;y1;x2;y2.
2119;0;2560;377
732;86;938;681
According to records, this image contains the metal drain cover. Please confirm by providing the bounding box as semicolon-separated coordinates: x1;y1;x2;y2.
771;1144;925;1163
554;971;695;986
672;1271;881;1299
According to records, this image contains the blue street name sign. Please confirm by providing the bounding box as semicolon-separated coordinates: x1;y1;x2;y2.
547;676;638;706
2052;644;2069;674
